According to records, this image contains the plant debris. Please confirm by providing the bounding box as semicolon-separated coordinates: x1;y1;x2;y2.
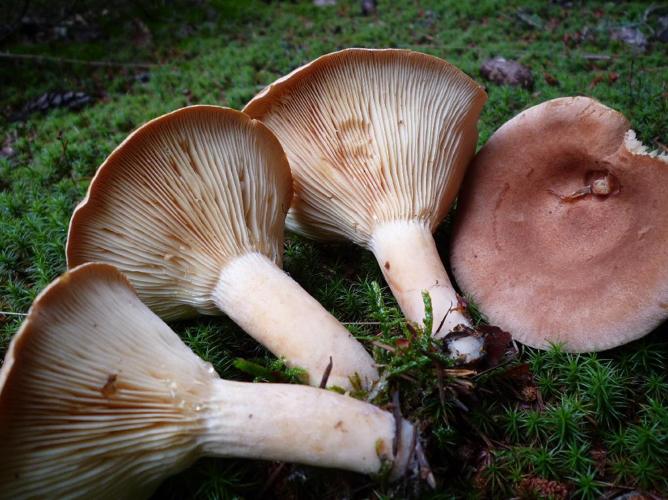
515;9;544;30
543;71;559;86
657;16;668;43
610;26;648;52
1;133;17;160
480;57;534;89
516;476;570;499
12;91;94;121
361;0;377;16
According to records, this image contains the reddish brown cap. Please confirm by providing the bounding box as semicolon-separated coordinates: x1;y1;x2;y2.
451;97;668;351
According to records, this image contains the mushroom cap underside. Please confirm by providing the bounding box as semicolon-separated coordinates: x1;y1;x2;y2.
451;96;668;351
0;263;216;498
244;48;487;247
67;105;292;320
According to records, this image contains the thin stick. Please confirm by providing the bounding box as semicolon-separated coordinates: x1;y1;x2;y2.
370;340;395;353
258;462;286;498
318;356;333;388
415;439;436;489
0;311;27;317
434;305;451;335
391;390;402;456
581;53;612;61
0;52;159;68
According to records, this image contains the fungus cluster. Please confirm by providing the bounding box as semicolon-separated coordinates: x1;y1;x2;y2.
1;48;666;498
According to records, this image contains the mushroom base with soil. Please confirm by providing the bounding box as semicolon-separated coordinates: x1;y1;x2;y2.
370;220;485;363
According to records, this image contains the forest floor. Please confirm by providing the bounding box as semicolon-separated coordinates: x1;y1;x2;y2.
1;1;667;498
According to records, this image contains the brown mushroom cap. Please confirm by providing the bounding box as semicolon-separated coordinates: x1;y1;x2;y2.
244;48;487;247
451;96;668;351
67;105;292;320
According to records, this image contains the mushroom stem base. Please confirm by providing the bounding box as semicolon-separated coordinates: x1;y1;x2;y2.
370;220;471;338
200;379;416;478
212;252;378;389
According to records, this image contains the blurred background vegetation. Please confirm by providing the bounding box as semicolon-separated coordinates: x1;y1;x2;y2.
0;1;666;498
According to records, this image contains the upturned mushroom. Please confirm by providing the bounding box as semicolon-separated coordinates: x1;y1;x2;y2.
243;49;488;343
451;96;668;351
67;106;377;389
0;263;425;498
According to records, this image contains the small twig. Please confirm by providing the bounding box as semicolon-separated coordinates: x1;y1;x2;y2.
444;368;477;378
397;373;419;383
638;65;668;73
370;340;395;353
0;311;27;316
258;462;286;498
318;356;333;388
434;304;451;335
473;358;515;379
435;365;447;413
391;390;402;456
460;413;493;449
414;440;436;489
341;321;381;325
451;397;469;412
0;51;159;68
536;386;545;411
654;138;668;154
581;53;612;61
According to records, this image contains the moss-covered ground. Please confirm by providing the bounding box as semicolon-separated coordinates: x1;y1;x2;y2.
1;1;667;498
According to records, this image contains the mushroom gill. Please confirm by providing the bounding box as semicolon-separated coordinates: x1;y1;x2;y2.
67;106;377;389
244;49;488;342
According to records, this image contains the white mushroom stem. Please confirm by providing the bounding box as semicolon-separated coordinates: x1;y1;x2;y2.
202;379;415;478
370;220;471;338
214;252;378;388
0;263;419;497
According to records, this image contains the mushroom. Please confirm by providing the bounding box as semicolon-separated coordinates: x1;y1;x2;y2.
67;106;377;389
0;263;425;498
450;96;668;351
243;48;488;343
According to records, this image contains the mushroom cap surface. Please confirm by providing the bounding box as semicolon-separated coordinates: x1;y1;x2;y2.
451;96;668;351
244;48;487;247
0;263;214;498
67;105;292;320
